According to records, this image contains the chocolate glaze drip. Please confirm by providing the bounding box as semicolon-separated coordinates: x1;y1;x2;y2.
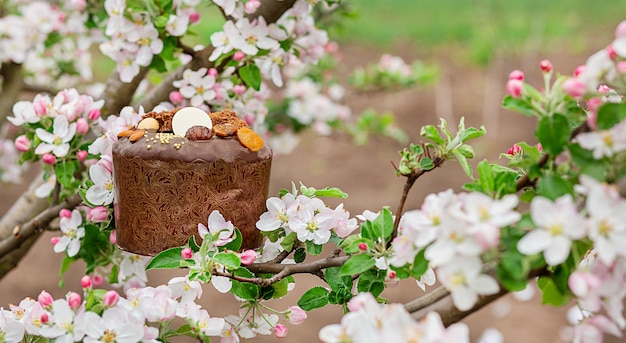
112;134;272;256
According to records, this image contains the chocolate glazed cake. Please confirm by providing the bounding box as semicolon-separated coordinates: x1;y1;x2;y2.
112;108;271;256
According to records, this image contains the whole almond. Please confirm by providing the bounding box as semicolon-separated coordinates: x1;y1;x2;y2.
137;117;160;131
117;129;136;138
129;130;145;142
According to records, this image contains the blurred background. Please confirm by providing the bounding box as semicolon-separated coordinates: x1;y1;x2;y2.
2;1;626;342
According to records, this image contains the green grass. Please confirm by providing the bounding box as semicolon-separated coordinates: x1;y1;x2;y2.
332;0;626;64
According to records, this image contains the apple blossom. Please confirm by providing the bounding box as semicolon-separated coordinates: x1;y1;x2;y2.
77;150;88;161
34;115;76;158
80;276;92;289
518;195;587;265
14;135;30;152
198;210;235;246
54;209;85;257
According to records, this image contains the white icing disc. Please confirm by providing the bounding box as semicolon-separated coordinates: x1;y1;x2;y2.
172;107;213;137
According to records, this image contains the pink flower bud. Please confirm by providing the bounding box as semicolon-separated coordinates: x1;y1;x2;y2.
103;290;120;307
274;324;288;338
76;118;89;135
88;206;109;223
181;247;193;259
240;250;257;265
208;68;218;77
244;114;255;125
88;108;101;121
562;77;587;98
50;236;60;245
77;150;88;161
38;291;54;307
67;292;81;309
287;306;307;325
189;11;200;24
40;312;49;324
233;85;246;95
169;91;184;104
506;144;522;155
506;79;523;98
388;271;396;279
573;65;587;77
59;208;72;219
586;97;602;129
569;271;601;297
537;143;543;153
33;101;47;116
606;44;618;60
616;20;626;38
233;51;245;61
246;0;262;13
358;243;368;251
81;275;92;289
109;230;117;245
508;69;524;81
92;274;103;286
42;153;56;165
14;135;30;152
539;59;553;73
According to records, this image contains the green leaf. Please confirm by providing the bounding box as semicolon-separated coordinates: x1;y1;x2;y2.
420;125;444;144
339;235;370;254
339;253;376;276
306;241;323;255
298;286;329;311
535;113;570;156
270;277;290;299
314;187;348;198
477;160;494;194
239;64;261;91
596;102;626;130
230;280;259;300
325;266;353;292
188;235;201;252
502;95;536;116
146;247;183;270
517;142;542;162
537;174;573;200
537;276;571;306
55;161;77;189
223;227;242;252
357;269;386;297
213;252;241;270
420;157;434;170
58;255;75;287
411;249;429;278
453;149;473;178
280;232;297;251
294;247;306;263
460;126;486;142
372;208;394;242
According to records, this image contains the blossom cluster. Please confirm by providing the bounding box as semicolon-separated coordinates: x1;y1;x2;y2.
100;0;200;82
319;292;469;343
391;190;521;310
256;192;358;256
0;1;95;88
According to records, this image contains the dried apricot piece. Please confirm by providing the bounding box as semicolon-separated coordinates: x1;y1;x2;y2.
237;127;264;152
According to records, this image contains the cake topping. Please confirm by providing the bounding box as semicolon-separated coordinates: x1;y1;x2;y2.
185;125;213;141
214;123;237;137
129;130;146;142
237;127;264;152
172;107;213;137
137;117;160;131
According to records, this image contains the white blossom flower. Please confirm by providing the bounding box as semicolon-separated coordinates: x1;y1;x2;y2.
85;160;114;206
81;308;144;343
39;299;84;342
168;276;203;304
577;120;626;159
198;210;234;246
8;101;40;126
34;116;76;158
178;69;216;107
185;304;225;337
517;195;587;265
437;256;500;311
256;194;297;232
54;209;85;257
0;309;24;343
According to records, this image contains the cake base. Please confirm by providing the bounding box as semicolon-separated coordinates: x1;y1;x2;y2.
112;153;271;256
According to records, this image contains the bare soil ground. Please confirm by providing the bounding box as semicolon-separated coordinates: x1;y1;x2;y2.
1;43;622;342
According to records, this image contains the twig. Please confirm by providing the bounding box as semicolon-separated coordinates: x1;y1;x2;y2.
0;62;24;127
217;255;350;287
0;194;82;259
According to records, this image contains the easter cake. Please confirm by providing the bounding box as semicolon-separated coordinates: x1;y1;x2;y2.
112;107;271;256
